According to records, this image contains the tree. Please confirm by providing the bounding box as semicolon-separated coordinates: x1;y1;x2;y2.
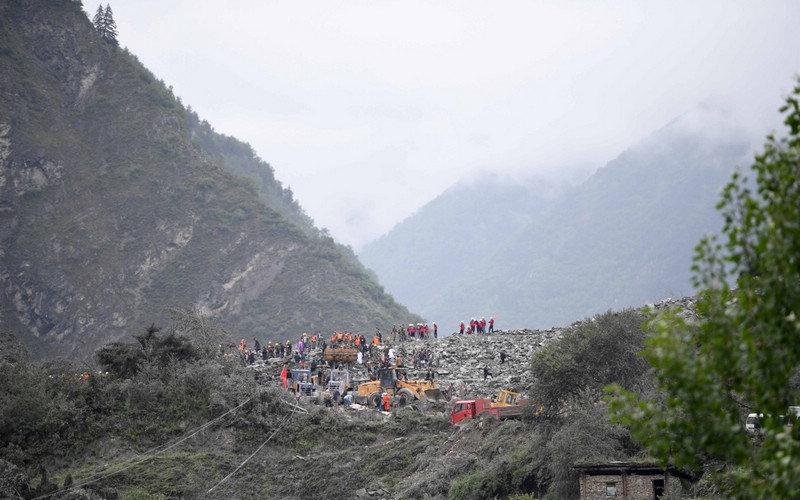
529;309;650;413
95;323;199;380
607;77;800;498
92;5;104;30
92;3;118;46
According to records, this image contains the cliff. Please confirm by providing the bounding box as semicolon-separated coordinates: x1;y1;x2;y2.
0;0;421;360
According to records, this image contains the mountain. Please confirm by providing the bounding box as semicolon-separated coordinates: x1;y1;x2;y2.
356;177;559;311
359;104;754;331
0;0;421;361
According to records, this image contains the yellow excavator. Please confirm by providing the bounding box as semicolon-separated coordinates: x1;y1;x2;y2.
491;389;520;407
356;367;447;407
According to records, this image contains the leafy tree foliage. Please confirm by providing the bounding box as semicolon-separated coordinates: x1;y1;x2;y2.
92;4;118;46
608;77;800;498
530;308;651;413
95;323;199;380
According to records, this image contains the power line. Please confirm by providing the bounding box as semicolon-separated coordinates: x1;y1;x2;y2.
32;397;253;500
207;418;288;494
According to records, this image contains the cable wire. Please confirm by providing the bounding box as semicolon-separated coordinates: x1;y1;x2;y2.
32;397;253;499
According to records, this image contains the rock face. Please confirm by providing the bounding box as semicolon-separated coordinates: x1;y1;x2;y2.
0;1;421;361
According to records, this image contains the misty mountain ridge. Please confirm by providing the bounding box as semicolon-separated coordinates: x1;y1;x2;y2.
359;102;755;331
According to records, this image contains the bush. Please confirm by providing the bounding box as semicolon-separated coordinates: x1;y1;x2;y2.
530;309;650;412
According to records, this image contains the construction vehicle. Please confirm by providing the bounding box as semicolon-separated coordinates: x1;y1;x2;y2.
290;369;315;396
449;389;531;426
491;389;520;407
324;347;358;365
356;367;447;407
327;369;351;396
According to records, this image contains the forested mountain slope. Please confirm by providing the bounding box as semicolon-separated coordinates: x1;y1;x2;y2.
0;0;420;360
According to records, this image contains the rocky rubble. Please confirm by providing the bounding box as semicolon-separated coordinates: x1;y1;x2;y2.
248;296;699;402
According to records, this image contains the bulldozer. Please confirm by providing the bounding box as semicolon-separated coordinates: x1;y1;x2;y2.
356;367;447;408
491;389;520;407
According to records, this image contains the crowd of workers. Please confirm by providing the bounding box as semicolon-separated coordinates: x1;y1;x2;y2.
458;316;495;334
227;315;496;362
228;329;444;373
221;315;500;411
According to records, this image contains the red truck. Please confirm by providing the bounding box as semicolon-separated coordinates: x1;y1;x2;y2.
450;397;528;426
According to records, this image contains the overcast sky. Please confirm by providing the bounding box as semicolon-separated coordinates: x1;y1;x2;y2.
85;1;800;250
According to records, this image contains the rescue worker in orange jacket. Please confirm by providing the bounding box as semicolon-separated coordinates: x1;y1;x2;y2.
382;392;390;411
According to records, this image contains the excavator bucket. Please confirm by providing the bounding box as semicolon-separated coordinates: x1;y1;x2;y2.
424;388;448;402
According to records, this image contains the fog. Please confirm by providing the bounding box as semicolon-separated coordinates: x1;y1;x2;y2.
85;1;800;250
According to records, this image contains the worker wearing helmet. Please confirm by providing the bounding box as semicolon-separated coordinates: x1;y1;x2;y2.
382;392;390;411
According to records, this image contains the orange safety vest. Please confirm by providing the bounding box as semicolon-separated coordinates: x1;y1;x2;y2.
355;336;360;346
373;335;379;346
239;338;245;350
382;393;390;411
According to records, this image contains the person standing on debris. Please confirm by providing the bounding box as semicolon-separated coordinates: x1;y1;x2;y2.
488;317;495;333
483;366;493;380
500;351;507;364
433;322;438;339
253;338;261;351
382;392;390;411
459;321;465;335
239;337;246;351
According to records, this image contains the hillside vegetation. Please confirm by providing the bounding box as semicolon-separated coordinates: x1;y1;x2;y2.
0;303;660;500
0;0;421;361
